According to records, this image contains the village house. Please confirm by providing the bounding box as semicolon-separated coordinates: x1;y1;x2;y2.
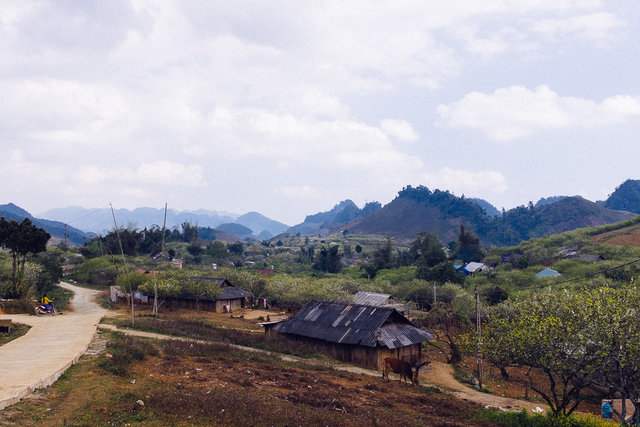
161;277;253;312
536;267;561;278
353;291;410;316
264;300;433;370
112;277;253;313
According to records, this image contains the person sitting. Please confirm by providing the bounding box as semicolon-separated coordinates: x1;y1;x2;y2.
41;295;53;311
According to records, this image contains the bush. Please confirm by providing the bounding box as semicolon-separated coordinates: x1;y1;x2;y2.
478;409;614;427
100;334;159;376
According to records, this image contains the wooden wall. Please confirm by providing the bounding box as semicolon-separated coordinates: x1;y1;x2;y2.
275;334;423;371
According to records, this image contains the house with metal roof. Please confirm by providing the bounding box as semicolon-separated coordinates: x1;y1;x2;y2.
464;262;489;274
353;291;410;316
160;277;253;312
267;300;433;370
535;268;561;279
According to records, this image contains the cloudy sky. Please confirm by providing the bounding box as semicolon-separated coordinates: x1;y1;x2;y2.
2;1;640;225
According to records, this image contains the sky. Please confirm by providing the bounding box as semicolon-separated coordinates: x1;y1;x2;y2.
2;1;640;226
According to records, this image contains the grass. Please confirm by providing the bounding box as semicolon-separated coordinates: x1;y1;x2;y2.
0;323;30;346
109;316;327;359
0;332;497;426
477;408;616;427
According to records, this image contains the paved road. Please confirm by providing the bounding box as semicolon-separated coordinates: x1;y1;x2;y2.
0;282;105;410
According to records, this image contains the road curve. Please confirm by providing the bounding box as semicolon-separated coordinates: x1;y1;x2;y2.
0;282;105;410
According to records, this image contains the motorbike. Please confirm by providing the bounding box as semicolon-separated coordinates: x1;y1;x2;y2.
34;302;57;316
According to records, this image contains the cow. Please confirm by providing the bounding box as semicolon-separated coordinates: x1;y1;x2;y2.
382;357;430;386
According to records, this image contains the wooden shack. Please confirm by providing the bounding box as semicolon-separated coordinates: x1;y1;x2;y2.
157;278;253;312
266;300;433;370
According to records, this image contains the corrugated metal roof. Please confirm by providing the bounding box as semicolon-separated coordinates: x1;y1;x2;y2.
354;291;391;306
273;300;433;348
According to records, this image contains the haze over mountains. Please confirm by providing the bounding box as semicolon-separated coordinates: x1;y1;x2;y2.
4;179;640;247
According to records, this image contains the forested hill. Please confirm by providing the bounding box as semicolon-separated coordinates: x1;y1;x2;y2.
0;203;92;245
604;179;640;214
343;186;637;246
287;200;382;235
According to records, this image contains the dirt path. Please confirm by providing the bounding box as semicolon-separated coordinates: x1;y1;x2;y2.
100;324;546;413
425;361;546;412
0;282;105;410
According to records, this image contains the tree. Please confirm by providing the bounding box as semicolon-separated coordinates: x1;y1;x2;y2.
182;278;221;311
410;232;447;267
418;303;471;364
206;241;228;258
362;237;394;278
0;218;50;297
181;222;198;243
139;273;183;313
417;261;463;284
482;292;596;417
580;285;640;425
312;245;343;273
228;241;244;255
451;224;484;263
187;242;204;257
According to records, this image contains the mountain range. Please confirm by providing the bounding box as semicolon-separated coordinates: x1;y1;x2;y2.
39;206;289;240
0;203;93;245
4;179;640;247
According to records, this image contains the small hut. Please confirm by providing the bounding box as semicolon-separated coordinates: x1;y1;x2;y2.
266;300;433;370
161;278;253;312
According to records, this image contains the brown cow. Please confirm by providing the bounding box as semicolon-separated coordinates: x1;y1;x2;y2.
382;357;430;386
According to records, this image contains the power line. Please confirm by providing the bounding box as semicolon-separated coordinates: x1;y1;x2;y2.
551;257;640;286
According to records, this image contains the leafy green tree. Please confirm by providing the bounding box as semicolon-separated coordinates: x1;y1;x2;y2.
410;231;447;267
182;278;221;311
580;285;640;424
0;217;50;297
312;245;343;273
138;273;183;313
418;261;463;284
362;237;395;278
482;292;597;416
138;226;166;254
228;241;244;255
451;224;484;263
181;222;198;243
116;271;150;298
206;241;228;258
187;242;204;257
483;286;508;305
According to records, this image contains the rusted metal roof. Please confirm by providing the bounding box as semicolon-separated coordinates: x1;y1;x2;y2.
273;300;433;349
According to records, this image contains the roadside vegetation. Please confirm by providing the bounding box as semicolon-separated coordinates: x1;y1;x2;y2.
0;331;498;426
5;212;640;424
0;323;30;346
0;218;66;313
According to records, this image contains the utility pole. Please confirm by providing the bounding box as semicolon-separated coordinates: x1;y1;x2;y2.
476;282;483;389
153;203;167;315
433;282;437;305
110;203;135;327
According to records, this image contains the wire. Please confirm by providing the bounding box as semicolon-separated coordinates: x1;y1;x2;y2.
551;258;640;286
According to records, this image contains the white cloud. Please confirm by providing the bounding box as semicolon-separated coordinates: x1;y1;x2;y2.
533;12;624;42
380;119;419;142
437;85;640;141
136;161;205;186
0;1;637;224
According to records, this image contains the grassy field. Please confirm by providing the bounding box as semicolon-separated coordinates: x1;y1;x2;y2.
0;331;498;426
